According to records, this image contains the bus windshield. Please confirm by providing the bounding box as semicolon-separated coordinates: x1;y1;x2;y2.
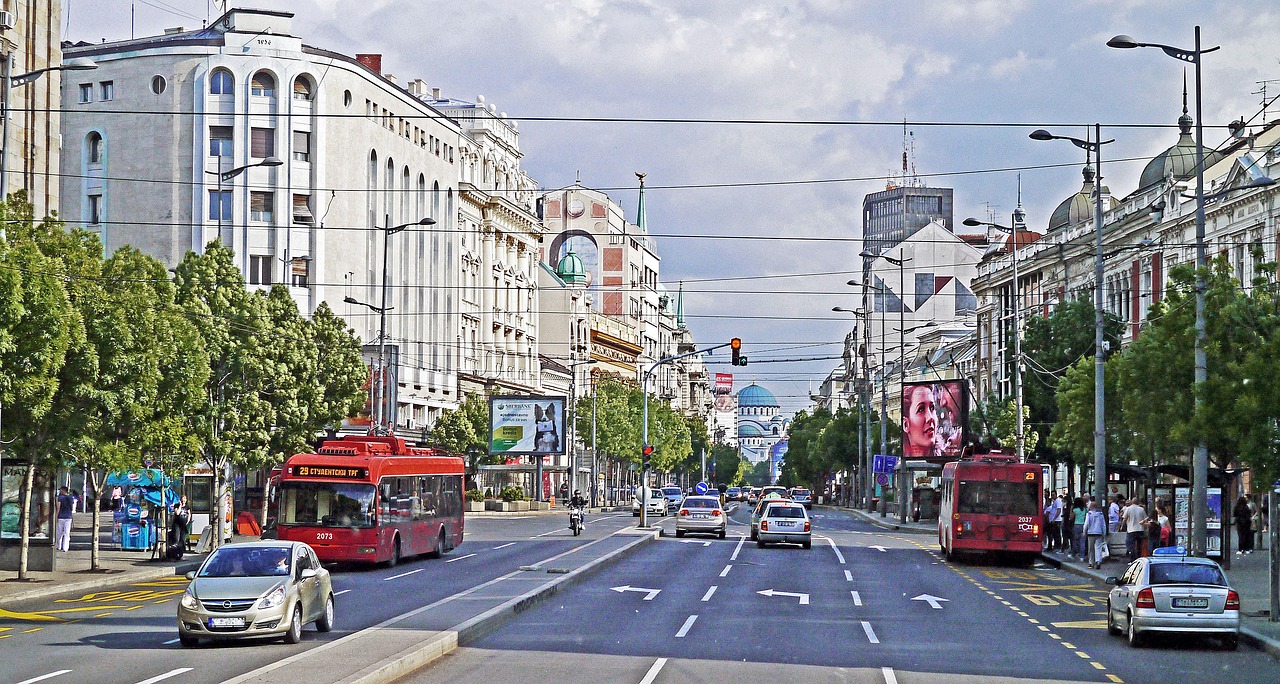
956;480;1039;516
279;482;376;528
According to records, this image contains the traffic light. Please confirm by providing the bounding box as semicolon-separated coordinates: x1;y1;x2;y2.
642;444;654;471
730;338;747;366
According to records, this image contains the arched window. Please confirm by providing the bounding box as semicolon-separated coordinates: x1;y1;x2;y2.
86;132;103;164
210;69;234;95
251;72;276;97
292;77;313;101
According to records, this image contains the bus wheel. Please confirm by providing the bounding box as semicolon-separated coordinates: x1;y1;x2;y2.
428;529;445;559
387;537;400;568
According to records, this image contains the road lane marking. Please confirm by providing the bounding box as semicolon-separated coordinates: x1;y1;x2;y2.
94;613;113;618
851;591;862;606
334;590;351;596
444;553;476;563
827;537;846;564
701;585;718;602
1107;676;1123;683
493;542;516;549
15;671;72;684
638;658;668;684
384;568;424;581
844;570;852;582
612;585;662;601
719;564;732;577
730;535;745;560
674;614;698;638
133;669;193;684
162;638;180;645
860;620;879;644
882;667;898;684
22;627;43;633
126;605;144;611
531;530;561;538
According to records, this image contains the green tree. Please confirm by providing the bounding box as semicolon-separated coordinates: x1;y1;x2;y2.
779;407;830;487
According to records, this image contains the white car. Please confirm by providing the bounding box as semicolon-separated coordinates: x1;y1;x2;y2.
631;487;667;517
756;500;811;549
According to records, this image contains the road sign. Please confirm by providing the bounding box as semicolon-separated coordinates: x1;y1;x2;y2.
875;473;889;487
872;454;898;475
695;482;708;495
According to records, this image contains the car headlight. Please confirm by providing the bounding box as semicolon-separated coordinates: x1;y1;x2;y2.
257;583;287;610
180;588;199;611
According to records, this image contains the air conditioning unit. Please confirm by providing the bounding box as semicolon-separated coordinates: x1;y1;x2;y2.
0;12;15;31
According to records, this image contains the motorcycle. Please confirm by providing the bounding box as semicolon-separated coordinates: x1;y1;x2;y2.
568;506;584;536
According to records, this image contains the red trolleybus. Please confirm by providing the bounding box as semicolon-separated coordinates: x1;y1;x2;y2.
938;451;1043;564
275;435;464;566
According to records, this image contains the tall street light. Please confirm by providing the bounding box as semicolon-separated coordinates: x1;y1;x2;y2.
204;156;283;260
848;277;892;513
1;56;96;199
964;211;1028;462
1108;27;1219;557
1031;126;1114;511
864;249;912;523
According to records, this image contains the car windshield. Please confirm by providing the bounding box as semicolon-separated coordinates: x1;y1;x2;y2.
279;482;376;528
1149;562;1227;586
684;498;718;509
200;546;292;578
663;487;682;497
793;490;810;496
766;505;805;519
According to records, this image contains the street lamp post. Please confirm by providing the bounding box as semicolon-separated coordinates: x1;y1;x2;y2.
1031;126;1113;511
1;56;96;200
848;276;890;514
964;212;1029;462
833;306;868;508
1108;26;1219;556
204;156;283;263
344;216;433;435
863;249;912;524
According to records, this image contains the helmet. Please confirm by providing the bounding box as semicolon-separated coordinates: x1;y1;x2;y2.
573;490;581;496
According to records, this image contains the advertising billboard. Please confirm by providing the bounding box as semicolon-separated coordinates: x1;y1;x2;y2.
714;373;734;411
488;395;568;456
901;379;969;462
1173;486;1222;558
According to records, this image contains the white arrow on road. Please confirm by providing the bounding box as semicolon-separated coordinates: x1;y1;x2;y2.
911;593;949;610
678;540;713;547
869;545;888;552
612;585;662;601
757;589;810;605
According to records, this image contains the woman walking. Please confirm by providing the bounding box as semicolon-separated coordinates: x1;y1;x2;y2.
1234;496;1254;555
1085;500;1108;569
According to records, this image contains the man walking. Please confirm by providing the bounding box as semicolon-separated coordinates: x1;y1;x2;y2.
1043;492;1062;551
1122;497;1147;561
55;486;75;552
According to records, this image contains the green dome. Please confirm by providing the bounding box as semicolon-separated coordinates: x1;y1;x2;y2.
556;249;587;285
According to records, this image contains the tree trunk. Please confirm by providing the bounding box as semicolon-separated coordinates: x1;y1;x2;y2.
18;462;34;580
212;462;224;551
89;469;101;570
259;466;271;536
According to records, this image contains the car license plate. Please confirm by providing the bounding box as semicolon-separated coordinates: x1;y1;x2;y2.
1172;597;1209;609
692;513;709;520
776;521;795;527
208;617;246;628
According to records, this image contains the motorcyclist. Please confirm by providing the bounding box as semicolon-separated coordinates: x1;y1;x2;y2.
568;490;588;522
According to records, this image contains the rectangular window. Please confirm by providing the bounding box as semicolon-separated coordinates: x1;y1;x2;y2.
208;190;231;220
79;83;92;103
250;191;274;222
99;81;114;101
88;194;102;225
292;194;314;224
250;127;275;158
209;126;233;157
288;256;309;287
292;131;310;162
248;255;272;285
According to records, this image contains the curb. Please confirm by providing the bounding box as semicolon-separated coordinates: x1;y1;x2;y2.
0;560;201;606
1043;552;1280;660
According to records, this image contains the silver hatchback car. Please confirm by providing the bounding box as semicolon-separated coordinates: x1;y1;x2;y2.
178;541;335;646
756;500;811;549
1105;549;1240;649
675;496;726;538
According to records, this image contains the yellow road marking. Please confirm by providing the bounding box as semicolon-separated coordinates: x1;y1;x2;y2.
94;612;113;618
1075;651;1090;658
1027;618;1039;623
22;627;42;633
154;599;172;604
0;608;63;622
1107;675;1124;683
1061;642;1075;648
126;605;144;611
1049;633;1061;640
0;634;10;639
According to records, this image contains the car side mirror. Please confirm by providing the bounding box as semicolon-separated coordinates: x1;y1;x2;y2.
1104;576;1120;586
301;568;318;580
185;571;196;581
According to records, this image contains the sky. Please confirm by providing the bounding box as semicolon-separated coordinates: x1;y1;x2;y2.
66;0;1280;416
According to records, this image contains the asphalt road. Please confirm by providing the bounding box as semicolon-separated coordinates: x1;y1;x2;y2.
0;510;641;684
405;505;1278;684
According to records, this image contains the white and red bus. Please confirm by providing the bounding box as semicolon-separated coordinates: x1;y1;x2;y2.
275;435;464;566
938;451;1043;564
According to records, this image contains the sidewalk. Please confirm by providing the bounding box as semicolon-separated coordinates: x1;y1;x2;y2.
0;511;208;605
1042;543;1280;659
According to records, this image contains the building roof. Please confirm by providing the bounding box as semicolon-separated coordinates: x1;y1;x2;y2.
738;423;765;438
736;383;779;408
555;250;587;284
1136;90;1227;192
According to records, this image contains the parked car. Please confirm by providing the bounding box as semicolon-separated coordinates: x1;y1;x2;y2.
1105;549;1240;649
756;500;812;549
661;486;684;512
632;487;667;517
675;496;726;538
177;541;334;646
789;488;812;509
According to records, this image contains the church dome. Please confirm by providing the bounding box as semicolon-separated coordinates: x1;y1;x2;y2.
555;249;587;285
738;423;764;438
1048;165;1097;233
736;383;779;408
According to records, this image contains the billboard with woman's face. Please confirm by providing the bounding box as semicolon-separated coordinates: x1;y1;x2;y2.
488;396;567;456
901;379;968;462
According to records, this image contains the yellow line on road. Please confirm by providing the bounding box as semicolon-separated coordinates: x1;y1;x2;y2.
94;612;112;618
1051;619;1107;629
22;627;42;633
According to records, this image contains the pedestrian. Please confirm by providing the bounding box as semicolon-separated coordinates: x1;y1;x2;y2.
1233;496;1254;555
1155;504;1172;548
1043;492;1061;551
1122;497;1147;561
172;495;191;551
1069;497;1087;559
1108;495;1123;533
1058;494;1071;551
111;485;123;510
55;486;75;552
1085;500;1108;569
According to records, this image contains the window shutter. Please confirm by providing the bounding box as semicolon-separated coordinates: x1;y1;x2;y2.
292;194;314;224
251;192;272;212
251;128;274;158
292;131;310;154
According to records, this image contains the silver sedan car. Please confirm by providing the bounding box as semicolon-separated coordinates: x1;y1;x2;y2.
1105;550;1240;649
675;496;726;538
756;500;811;549
178;540;334;646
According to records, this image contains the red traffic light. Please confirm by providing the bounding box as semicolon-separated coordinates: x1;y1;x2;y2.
730;337;741;350
642;445;654;456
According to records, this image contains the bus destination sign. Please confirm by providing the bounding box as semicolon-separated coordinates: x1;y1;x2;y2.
294;465;369;479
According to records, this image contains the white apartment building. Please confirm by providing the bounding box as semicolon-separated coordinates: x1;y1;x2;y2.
59;8;461;429
2;0;63;218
